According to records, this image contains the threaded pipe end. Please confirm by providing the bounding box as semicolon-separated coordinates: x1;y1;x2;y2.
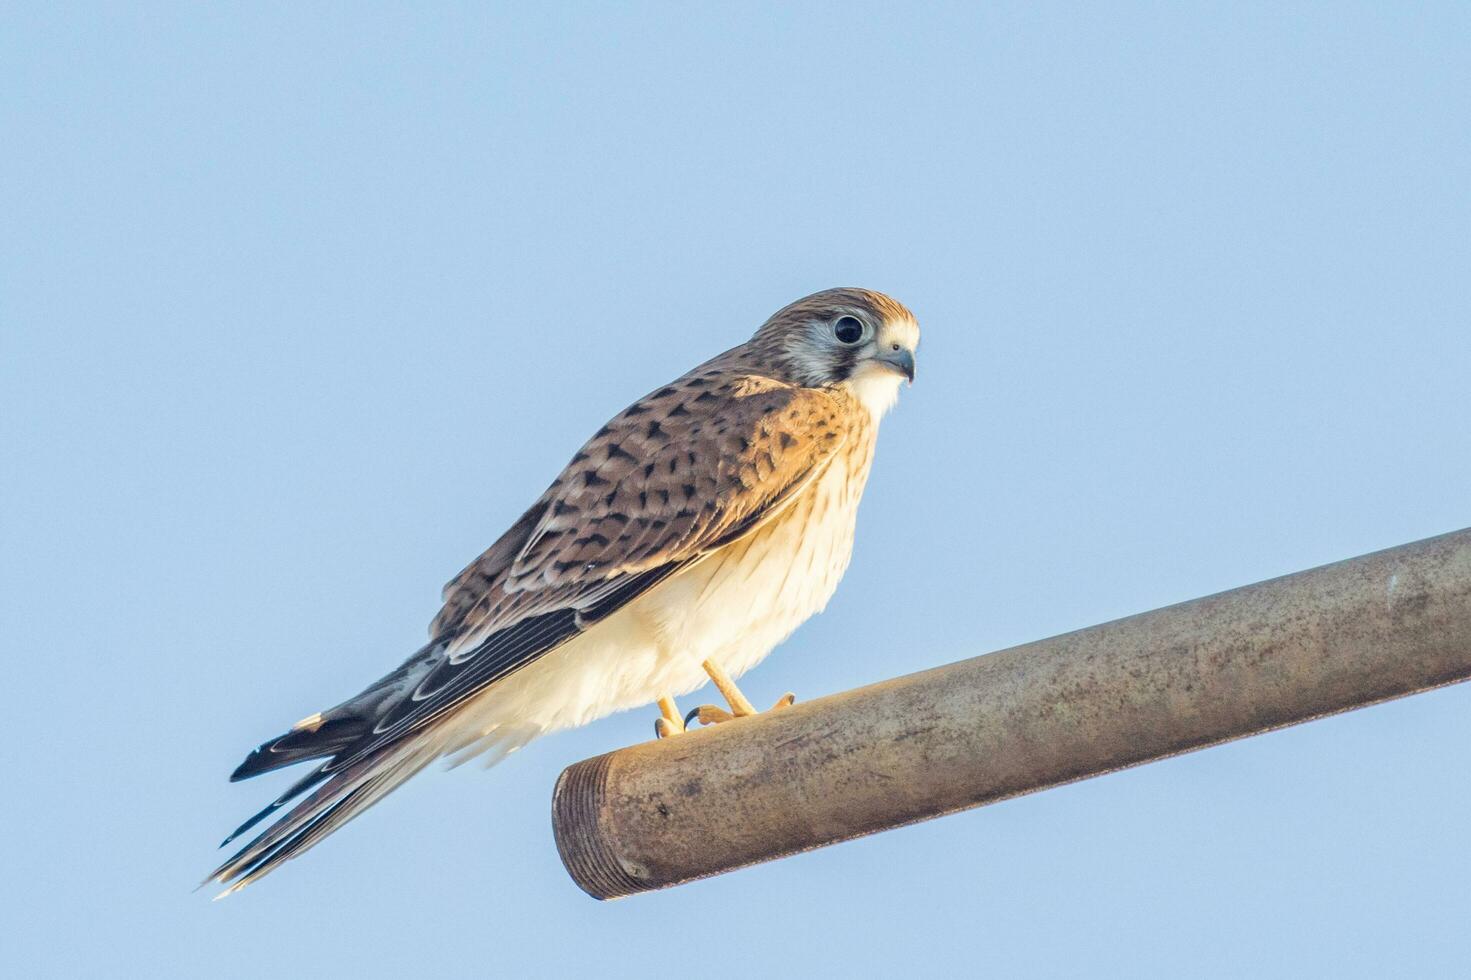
552;752;647;900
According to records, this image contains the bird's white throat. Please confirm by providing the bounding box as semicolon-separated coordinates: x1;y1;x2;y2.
843;363;906;420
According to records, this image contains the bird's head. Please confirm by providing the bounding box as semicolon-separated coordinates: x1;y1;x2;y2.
748;287;919;418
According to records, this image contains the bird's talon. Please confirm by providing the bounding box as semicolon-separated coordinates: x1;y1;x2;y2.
681;703;734;727
655;717;682;739
695;704;735;726
771;693;796;710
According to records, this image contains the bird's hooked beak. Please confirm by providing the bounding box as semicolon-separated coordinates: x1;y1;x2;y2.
875;345;916;384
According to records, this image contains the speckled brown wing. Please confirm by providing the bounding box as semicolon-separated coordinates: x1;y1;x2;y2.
437;370;852;647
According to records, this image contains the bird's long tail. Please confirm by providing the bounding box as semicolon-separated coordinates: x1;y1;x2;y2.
207;687;539;896
205;736;441;897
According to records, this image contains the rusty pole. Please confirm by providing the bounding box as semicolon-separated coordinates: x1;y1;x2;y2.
552;528;1471;899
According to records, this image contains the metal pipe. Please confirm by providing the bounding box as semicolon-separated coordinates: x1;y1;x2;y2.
552;528;1471;899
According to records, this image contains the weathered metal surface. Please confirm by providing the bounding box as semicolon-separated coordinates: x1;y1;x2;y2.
553;528;1471;899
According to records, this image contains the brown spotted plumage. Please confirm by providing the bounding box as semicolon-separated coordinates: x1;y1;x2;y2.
209;287;919;893
435;378;852;646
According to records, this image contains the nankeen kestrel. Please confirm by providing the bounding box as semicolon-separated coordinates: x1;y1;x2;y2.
209;287;919;892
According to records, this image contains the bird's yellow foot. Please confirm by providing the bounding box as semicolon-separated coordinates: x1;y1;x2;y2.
653;694;686;738
685;693;795;727
684;658;796;728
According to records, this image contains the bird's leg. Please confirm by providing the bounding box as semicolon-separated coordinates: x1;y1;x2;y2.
705;658;757;716
653;694;686;738
685;658;796;728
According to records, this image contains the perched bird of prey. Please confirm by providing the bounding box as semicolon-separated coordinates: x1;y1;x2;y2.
208;287;919;893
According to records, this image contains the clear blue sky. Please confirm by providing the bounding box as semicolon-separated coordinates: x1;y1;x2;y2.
3;4;1468;977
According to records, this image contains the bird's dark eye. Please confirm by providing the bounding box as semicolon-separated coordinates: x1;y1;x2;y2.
833;316;864;344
